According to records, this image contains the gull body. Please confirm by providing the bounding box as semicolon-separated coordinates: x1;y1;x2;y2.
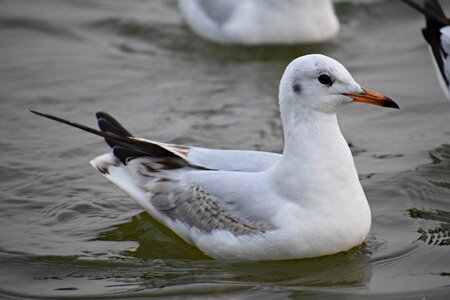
32;54;399;260
403;0;450;100
178;0;340;45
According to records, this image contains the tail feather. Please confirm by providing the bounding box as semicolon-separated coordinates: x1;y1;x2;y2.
30;110;212;170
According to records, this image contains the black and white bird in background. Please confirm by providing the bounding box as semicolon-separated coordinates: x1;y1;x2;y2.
403;0;450;101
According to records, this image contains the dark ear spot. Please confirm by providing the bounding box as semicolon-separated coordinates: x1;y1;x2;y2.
292;83;302;94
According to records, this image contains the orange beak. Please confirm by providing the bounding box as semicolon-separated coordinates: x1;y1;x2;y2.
344;87;399;109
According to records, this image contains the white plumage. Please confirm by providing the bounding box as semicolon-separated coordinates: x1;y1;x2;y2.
178;0;340;45
32;54;399;260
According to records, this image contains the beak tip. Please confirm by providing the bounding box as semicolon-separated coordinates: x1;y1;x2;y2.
383;98;400;109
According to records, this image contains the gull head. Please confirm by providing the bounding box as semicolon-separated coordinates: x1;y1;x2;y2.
279;54;399;116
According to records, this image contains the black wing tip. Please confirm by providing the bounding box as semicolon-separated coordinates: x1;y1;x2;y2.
30;109;70;123
95;111;134;138
30;110;201;170
403;0;449;26
112;146;148;165
95;111;112;120
29;109;46;117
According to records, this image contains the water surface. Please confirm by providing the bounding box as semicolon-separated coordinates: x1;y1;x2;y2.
1;0;449;298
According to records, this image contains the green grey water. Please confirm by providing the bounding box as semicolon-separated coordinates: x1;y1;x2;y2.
0;0;449;298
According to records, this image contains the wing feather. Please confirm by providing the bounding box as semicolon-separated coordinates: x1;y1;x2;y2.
149;179;273;235
32;110;277;237
403;0;450;85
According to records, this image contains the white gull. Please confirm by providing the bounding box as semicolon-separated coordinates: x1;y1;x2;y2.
178;0;340;45
32;54;399;260
403;0;450;101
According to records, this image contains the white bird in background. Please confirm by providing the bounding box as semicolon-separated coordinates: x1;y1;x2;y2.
178;0;340;45
32;54;399;260
403;0;450;100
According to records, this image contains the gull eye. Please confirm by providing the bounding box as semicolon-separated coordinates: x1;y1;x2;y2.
318;74;333;86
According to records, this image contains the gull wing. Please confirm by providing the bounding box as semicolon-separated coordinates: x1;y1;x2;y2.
31;111;276;243
403;0;450;97
31;110;280;172
122;157;274;239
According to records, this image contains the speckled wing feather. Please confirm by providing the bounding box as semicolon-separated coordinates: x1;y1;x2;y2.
149;179;272;235
127;158;274;235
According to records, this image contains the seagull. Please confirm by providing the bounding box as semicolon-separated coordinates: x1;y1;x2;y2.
178;0;340;45
32;54;399;260
403;0;450;100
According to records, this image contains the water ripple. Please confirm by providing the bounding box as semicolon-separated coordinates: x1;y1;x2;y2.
0;17;83;41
